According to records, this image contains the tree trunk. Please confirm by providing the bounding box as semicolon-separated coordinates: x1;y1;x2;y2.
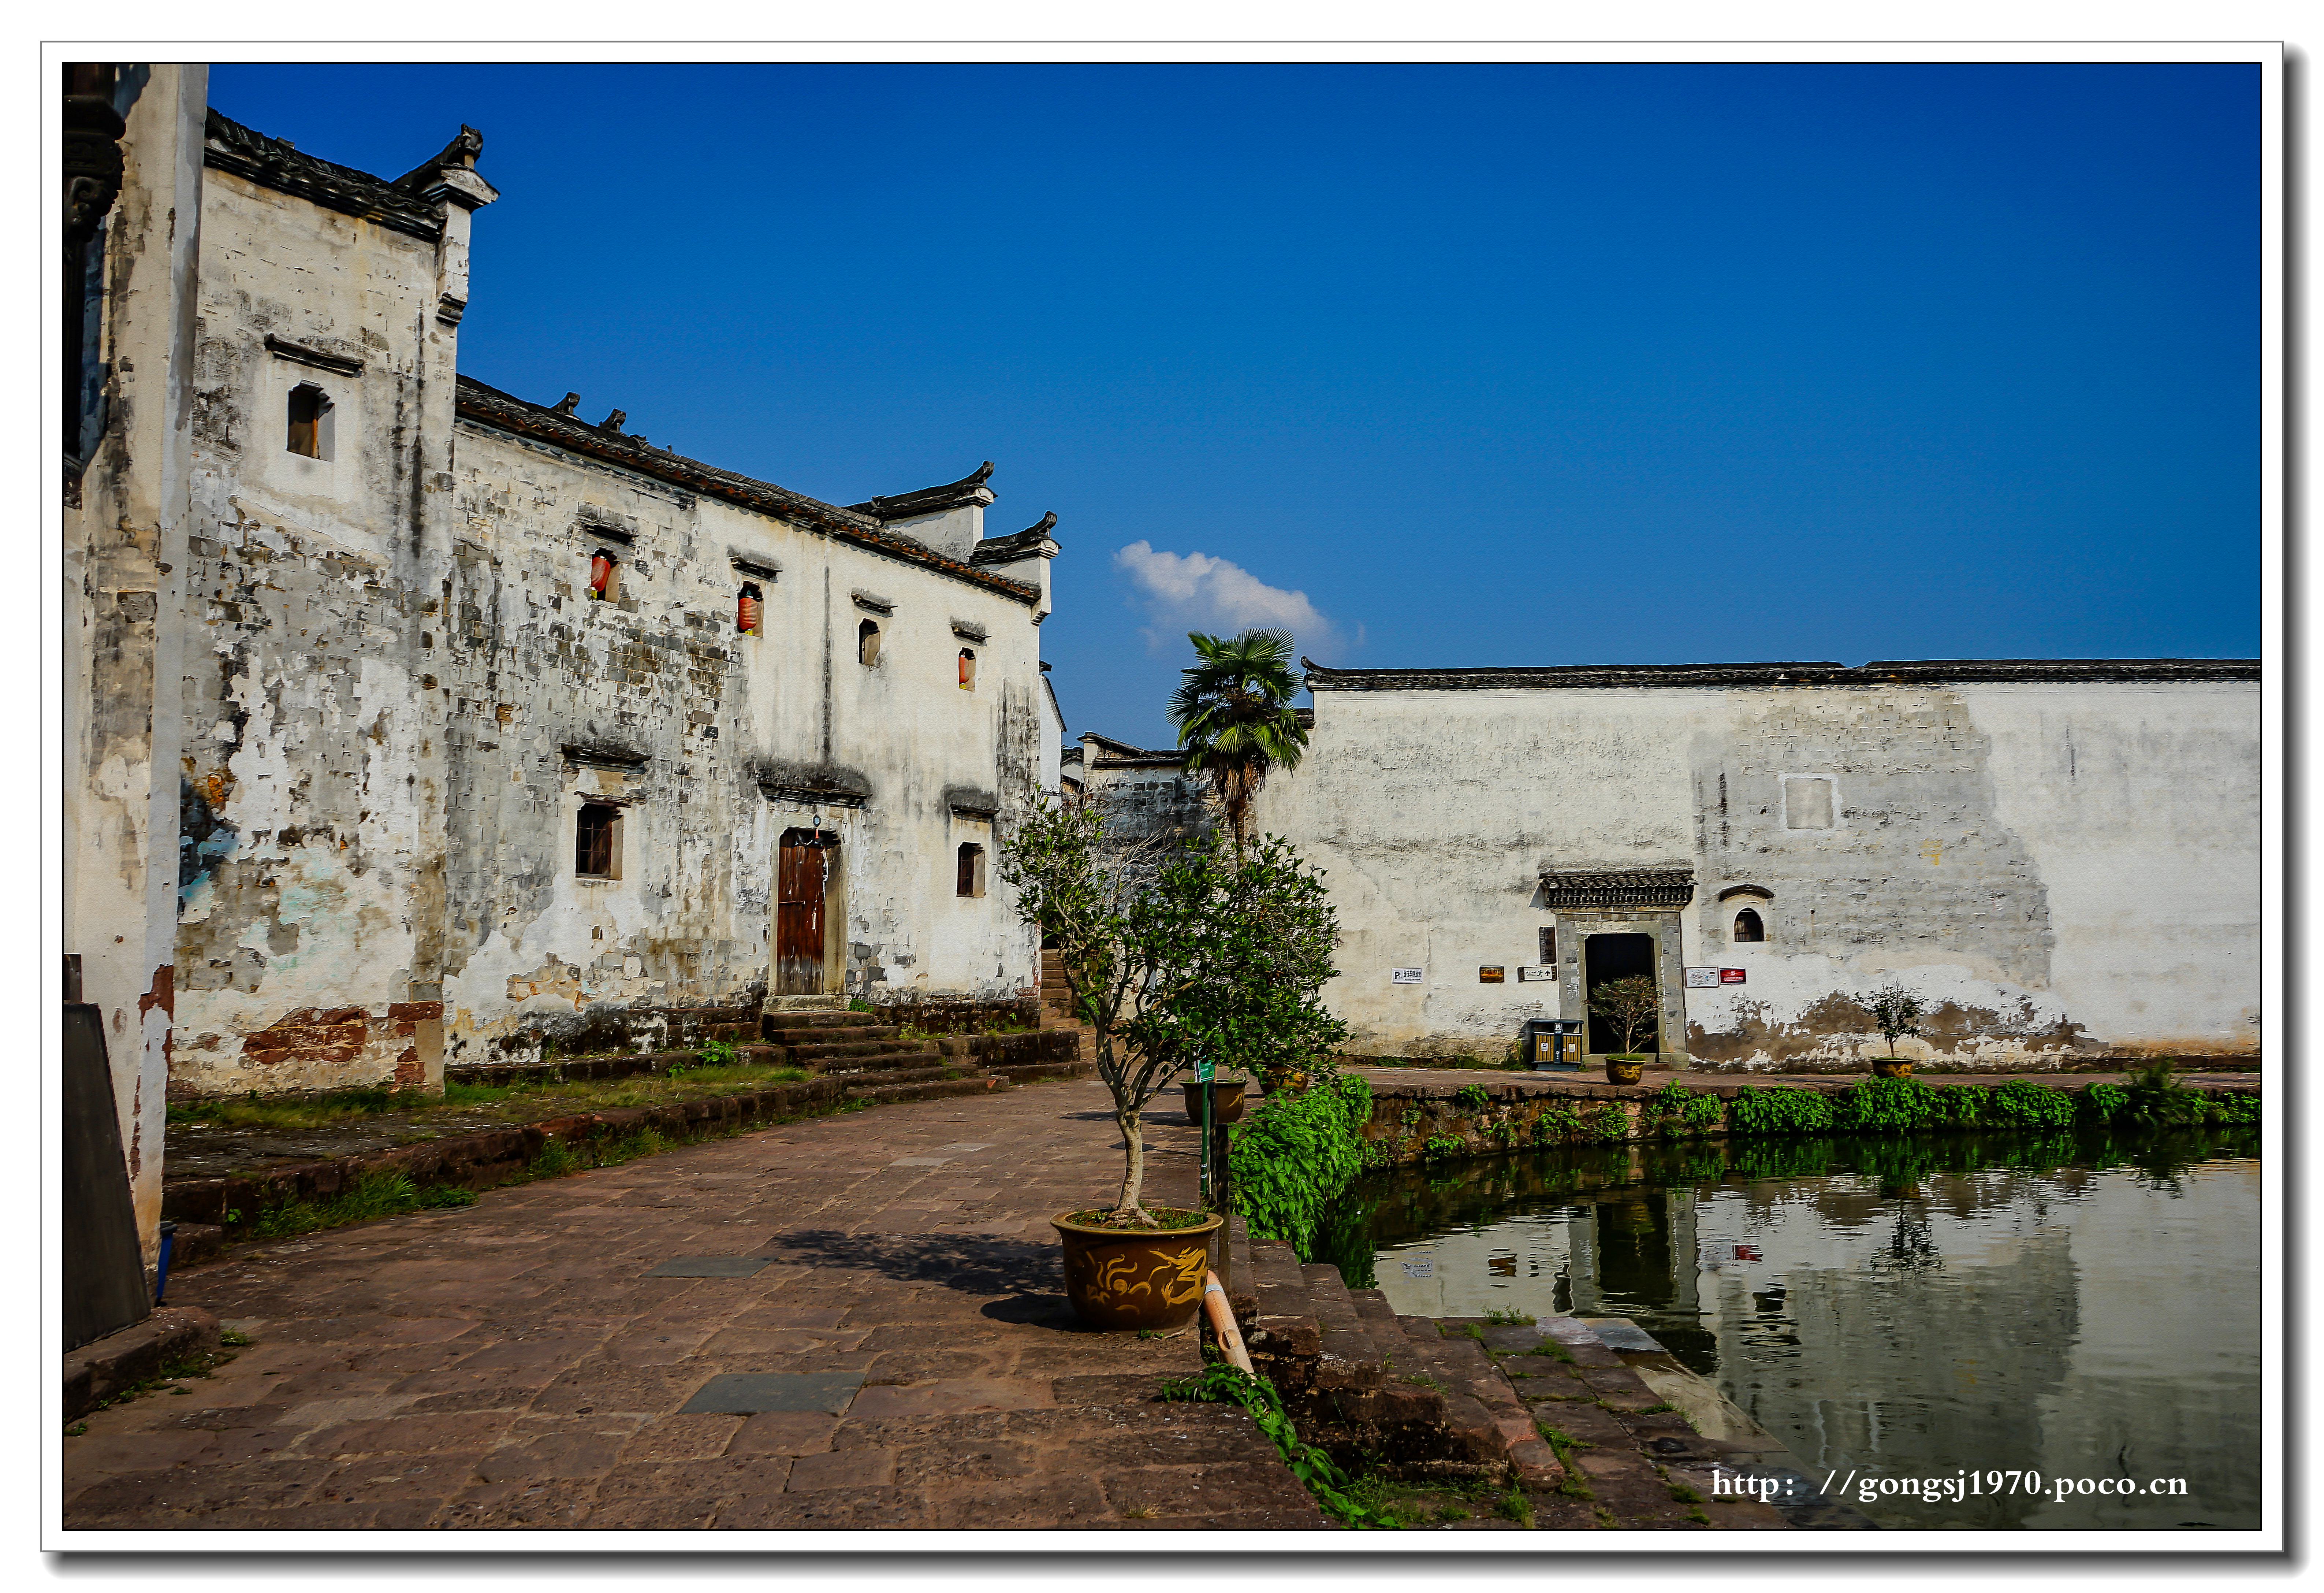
1115;1101;1147;1217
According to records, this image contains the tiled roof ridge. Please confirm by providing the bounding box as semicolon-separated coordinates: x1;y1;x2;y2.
203;109;444;240
1300;657;2261;690
452;376;1041;608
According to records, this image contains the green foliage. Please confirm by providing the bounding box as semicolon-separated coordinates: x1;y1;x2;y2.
1728;1086;1836;1136
1160;1360;1399;1529
1836;1077;1943;1132
1483;1308;1535;1326
2081;1083;2129;1121
1452;1083;1491;1113
1860;982;1925;1056
2120;1059;2214;1129
1643;1081;1722;1138
1167;627;1311;849
1422;1135;1464;1161
417;1184;479;1209
695;1039;742;1069
1586;1102;1632;1143
1986;1078;2078;1129
1001;796;1348;1213
1530;1103;1583;1143
2207;1091;2260;1125
530;1139;582;1178
848;996;876;1013
1587;974;1662;1055
217;1328;253;1348
1230;1073;1375;1253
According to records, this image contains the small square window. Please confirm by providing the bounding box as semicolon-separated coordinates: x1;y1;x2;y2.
589;550;619;602
737;582;763;635
956;842;986;898
958;648;977;690
577;801;621;878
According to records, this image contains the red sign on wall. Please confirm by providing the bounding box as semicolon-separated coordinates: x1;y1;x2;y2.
1720;968;1747;984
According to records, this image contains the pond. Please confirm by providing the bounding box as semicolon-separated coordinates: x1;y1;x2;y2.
1316;1126;2262;1531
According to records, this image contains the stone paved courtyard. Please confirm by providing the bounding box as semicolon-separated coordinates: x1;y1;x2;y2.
62;1079;1326;1532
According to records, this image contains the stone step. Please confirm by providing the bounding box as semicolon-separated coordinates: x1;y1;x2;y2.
985;1059;1094;1085
828;1063;957;1088
782;1039;927;1064
843;1074;1002;1105
808;1052;946;1079
761;1017;899;1041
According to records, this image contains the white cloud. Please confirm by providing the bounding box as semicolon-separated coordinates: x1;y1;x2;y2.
1113;541;1348;658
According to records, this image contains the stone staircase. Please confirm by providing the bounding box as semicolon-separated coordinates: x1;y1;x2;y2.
752;1008;999;1107
1037;949;1098;1065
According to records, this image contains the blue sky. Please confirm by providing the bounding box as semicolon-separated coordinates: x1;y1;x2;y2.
210;63;2261;749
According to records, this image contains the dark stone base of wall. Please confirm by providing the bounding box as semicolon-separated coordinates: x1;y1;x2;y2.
866;995;1042;1035
63;1306;218;1424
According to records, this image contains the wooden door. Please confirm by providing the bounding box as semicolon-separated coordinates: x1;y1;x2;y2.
776;830;835;995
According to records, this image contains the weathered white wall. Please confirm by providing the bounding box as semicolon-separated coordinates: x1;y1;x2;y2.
62;65;209;1249
1253;676;2261;1068
171;136;468;1097
163;118;1047;1096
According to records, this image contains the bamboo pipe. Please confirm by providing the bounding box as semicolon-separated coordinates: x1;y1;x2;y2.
1202;1270;1254;1375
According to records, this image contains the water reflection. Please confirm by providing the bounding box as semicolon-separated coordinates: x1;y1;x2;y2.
1321;1127;2261;1530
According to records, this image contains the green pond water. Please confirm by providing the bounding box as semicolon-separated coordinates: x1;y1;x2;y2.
1317;1126;2262;1531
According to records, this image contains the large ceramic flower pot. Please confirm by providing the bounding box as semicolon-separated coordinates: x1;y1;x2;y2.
1872;1058;1915;1080
1181;1078;1247;1124
1604;1056;1647;1085
1053;1208;1226;1332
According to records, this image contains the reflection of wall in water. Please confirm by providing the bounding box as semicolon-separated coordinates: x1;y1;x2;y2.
1703;1188;2079;1529
2019;1162;2261;1529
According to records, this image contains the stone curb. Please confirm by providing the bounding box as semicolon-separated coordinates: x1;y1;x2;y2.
62;1306;219;1424
159;1076;856;1229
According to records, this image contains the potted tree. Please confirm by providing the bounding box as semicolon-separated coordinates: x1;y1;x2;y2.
998;795;1346;1331
1589;974;1661;1085
1861;983;1925;1078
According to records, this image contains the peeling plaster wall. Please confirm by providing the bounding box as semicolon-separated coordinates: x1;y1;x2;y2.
62;66;209;1250
432;427;1044;1061
163;148;1043;1096
171;158;462;1098
1254;679;2260;1067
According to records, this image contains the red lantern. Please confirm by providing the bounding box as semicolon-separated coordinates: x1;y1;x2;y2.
737;585;762;635
589;552;615;600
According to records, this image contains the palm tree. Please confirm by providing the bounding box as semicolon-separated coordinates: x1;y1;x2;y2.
1168;628;1310;851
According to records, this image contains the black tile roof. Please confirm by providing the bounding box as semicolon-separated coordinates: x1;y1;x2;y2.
453;378;1040;608
203;110;444;240
845;462;994;520
1300;657;2260;691
971;513;1061;567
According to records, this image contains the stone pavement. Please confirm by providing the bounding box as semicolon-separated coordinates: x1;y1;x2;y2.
62;1078;1326;1533
1353;1063;2259;1096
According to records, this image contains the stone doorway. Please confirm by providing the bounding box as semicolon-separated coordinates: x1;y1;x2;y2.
776;829;840;996
1583;932;1661;1055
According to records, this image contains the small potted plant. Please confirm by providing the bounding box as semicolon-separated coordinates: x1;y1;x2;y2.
1589;974;1661;1085
1861;983;1925;1078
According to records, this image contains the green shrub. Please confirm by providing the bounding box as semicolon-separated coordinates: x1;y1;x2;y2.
1728;1086;1835;1136
1531;1104;1583;1143
1643;1081;1721;1138
1452;1083;1491;1113
1987;1079;2077;1129
2080;1083;2129;1122
1230;1073;1374;1254
1422;1135;1464;1161
2207;1092;2261;1125
1586;1102;1631;1143
1836;1077;1943;1132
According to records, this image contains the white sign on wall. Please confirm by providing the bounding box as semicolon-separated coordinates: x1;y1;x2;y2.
1391;968;1424;985
1684;966;1720;988
1518;965;1554;981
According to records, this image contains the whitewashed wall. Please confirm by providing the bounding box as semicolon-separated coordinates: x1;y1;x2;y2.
1253;675;2260;1068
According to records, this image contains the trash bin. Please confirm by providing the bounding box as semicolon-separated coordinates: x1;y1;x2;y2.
1520;1018;1584;1071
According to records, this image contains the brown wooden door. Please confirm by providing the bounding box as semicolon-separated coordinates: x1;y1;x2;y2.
776;831;835;995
